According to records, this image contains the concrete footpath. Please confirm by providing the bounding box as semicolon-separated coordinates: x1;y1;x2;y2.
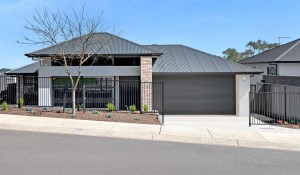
0;114;300;152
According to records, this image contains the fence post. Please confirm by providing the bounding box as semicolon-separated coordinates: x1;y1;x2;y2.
249;92;251;127
83;85;86;113
17;75;20;104
63;84;67;113
284;86;287;121
162;82;164;124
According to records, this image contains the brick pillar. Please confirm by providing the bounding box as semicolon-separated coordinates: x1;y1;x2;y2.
140;56;152;112
16;75;24;102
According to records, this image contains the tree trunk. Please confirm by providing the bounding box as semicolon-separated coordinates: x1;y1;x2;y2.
72;89;76;115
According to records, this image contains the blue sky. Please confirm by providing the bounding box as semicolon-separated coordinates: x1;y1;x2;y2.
1;0;300;69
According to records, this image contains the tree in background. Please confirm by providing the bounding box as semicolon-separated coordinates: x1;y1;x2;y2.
222;48;243;62
223;40;280;62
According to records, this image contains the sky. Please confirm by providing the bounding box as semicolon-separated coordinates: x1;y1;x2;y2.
0;0;300;69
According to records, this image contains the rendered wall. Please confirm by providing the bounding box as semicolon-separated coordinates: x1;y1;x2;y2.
236;75;250;117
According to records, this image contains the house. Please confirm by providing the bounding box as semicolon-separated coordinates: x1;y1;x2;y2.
239;39;300;85
6;32;261;116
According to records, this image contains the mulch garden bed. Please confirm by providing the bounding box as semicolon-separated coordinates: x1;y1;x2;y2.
274;120;300;129
0;106;161;125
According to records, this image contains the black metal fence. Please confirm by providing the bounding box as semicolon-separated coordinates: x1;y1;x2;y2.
249;83;300;126
0;75;164;122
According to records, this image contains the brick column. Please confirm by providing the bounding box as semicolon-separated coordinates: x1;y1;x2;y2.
140;56;152;112
16;76;24;102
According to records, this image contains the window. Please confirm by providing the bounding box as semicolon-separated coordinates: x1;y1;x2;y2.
51;57;112;66
114;58;140;66
267;65;277;75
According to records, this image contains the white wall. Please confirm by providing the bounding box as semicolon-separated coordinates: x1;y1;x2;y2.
236;75;250;117
277;63;300;76
243;63;268;85
38;78;52;106
38;66;140;77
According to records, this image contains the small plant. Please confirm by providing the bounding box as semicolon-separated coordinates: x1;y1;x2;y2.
92;110;99;115
42;107;49;111
31;110;37;115
70;114;76;118
1;101;8;111
125;105;136;113
143;104;149;112
105;113;112;118
284;121;288;125
130;104;136;112
17;98;24;108
106;103;115;112
77;104;84;111
133;116;140;121
125;105;131;115
26;108;32;112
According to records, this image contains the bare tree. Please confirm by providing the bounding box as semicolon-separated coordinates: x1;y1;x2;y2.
20;7;113;115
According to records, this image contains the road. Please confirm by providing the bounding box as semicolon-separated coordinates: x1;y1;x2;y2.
0;129;299;175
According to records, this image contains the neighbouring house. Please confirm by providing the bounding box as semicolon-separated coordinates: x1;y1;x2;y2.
239;39;300;86
5;33;261;116
0;69;15;103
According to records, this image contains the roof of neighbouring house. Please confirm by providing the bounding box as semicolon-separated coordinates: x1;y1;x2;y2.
145;44;261;74
25;32;162;57
5;62;39;75
239;39;300;64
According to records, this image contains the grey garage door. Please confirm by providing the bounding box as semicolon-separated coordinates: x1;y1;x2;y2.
153;75;236;114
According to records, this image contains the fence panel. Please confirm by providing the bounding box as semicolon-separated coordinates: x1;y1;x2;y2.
249;91;300;126
0;76;164;121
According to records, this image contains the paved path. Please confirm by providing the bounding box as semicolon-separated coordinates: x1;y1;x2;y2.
1;129;300;175
0;114;300;151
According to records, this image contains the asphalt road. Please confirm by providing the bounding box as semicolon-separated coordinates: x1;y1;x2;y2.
0;129;299;175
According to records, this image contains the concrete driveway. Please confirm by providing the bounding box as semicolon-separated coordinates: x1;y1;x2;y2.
164;115;300;133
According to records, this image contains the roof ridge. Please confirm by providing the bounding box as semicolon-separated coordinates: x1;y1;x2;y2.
103;32;159;53
25;33;93;56
148;44;260;73
239;38;300;63
26;32;160;56
275;39;300;61
176;44;223;59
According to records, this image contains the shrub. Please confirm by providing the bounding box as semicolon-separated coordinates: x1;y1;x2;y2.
1;101;8;111
133;116;140;121
143;104;148;112
106;103;115;112
130;104;136;112
105;113;112;118
17;98;24;108
70;114;76;118
77;104;84;111
126;105;136;112
31;110;37;115
92;110;99;115
26;108;32;112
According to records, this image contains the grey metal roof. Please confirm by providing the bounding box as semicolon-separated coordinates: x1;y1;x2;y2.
5;62;39;75
25;33;161;57
239;39;300;64
145;45;261;74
